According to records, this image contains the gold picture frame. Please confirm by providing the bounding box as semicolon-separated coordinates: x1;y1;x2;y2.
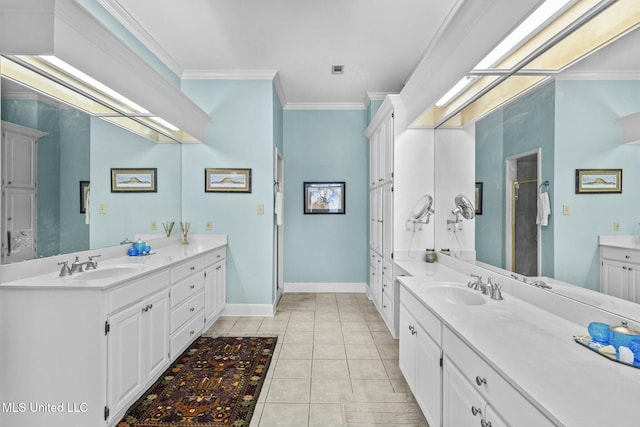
575;169;622;194
205;168;252;193
111;168;157;193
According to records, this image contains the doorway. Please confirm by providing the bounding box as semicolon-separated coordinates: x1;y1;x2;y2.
274;148;284;303
505;149;541;276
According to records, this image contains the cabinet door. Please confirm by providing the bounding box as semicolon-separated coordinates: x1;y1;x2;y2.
382;183;394;260
143;291;170;382
108;303;144;417
443;359;485;427
484;405;509;427
415;322;442;427
630;265;640;304
382;114;394;182
214;261;226;314
3;130;37;189
205;260;226;322
601;259;630;299
370;131;380;187
398;305;416;391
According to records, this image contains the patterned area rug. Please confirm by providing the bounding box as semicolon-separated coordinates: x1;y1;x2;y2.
117;336;277;427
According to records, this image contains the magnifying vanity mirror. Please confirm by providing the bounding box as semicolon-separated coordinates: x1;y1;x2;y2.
433;7;640;322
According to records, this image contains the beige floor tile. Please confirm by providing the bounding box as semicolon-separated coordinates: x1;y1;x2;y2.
382;359;404;379
345;343;380;360
312;359;350;378
390;377;412;394
273;311;291;321
289;311;315;322
315;311;340;322
377;344;399;359
367;320;388;332
314;330;344;344
258;377;272;403
310;378;352;403
229;319;263;334
351;379;394;394
309;403;343;427
279;343;313;359
348;359;388;379
341;321;369;332
249;402;264;427
259;403;309;427
283;330;314;344
266;378;311;403
314;321;341;332
273;359;312;379
343;331;375;346
313;343;346;360
340;311;365;321
372;330;397;345
287;321;315;332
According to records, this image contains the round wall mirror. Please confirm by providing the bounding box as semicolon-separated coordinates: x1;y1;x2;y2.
413;194;434;220
453;194;475;220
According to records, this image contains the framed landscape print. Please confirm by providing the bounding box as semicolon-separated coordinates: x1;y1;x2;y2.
303;182;345;214
205;168;252;193
575;169;622;194
111;168;157;193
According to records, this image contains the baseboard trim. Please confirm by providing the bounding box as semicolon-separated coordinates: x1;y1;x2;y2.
222;303;275;317
284;282;367;293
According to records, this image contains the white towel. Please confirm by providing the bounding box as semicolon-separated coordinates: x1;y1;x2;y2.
275;191;284;226
85;188;90;225
537;191;550;226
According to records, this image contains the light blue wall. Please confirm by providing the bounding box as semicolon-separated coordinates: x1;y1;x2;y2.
475;81;555;275
90;117;181;249
367;100;384;124
283;109;368;284
181;79;276;305
555;80;640;290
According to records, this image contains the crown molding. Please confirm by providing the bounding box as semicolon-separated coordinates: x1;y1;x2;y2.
97;0;184;77
273;72;287;108
284;102;366;111
181;70;278;80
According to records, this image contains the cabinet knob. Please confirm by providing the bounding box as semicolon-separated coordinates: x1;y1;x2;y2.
190;307;195;312
383;305;387;308
471;406;482;416
475;376;487;386
190;284;195;289
190;266;195;271
626;255;630;259
623;266;628;270
190;330;195;335
481;420;492;427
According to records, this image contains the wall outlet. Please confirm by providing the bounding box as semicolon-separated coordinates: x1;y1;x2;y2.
562;205;570;215
98;203;107;214
614;221;620;232
206;221;213;231
151;220;157;231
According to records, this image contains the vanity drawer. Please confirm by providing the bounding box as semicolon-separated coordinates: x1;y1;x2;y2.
382;293;393;322
382;259;393;279
171;290;204;333
171;272;205;308
108;270;170;314
382;275;394;303
600;246;640;264
443;327;553;427
171;255;206;283
400;286;441;345
170;309;204;358
205;247;226;265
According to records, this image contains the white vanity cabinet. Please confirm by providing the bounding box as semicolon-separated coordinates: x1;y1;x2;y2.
399;288;442;427
204;247;226;328
106;271;170;421
442;327;553;427
600;246;640;303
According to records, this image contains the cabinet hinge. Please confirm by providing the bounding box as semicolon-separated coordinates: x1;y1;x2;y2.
104;321;110;336
391;252;394;260
104;405;109;421
391;186;394;192
440;357;443;367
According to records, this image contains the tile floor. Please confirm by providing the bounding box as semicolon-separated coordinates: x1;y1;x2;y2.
203;292;429;427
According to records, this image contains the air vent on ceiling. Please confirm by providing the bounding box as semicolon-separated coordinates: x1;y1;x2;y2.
331;65;344;75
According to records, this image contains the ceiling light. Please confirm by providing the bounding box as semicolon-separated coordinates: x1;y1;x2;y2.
474;0;573;70
435;76;478;107
331;65;345;74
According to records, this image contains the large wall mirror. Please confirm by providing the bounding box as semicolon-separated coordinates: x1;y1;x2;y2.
0;76;182;264
434;18;640;321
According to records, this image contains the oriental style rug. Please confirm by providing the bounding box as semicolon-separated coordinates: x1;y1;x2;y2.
117;336;277;427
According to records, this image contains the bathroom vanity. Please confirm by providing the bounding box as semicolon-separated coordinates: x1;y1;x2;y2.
0;235;227;427
395;255;640;427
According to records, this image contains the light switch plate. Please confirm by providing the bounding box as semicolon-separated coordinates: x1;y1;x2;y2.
257;204;264;215
562;205;570;215
99;203;107;214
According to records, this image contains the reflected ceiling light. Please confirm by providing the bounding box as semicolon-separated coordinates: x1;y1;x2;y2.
475;0;574;70
435;76;478;107
149;117;179;132
39;55;149;114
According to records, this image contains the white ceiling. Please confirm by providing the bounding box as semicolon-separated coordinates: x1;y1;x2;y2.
98;0;462;107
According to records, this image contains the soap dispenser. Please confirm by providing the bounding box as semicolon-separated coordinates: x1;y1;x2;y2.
133;238;146;253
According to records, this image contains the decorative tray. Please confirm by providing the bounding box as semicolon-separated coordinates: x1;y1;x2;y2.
574;335;640;369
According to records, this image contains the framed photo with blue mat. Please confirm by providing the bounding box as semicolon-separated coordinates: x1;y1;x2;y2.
303;182;345;214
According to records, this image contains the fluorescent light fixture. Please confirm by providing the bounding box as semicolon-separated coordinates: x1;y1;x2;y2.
39;55;150;114
475;0;573;69
435;76;478;107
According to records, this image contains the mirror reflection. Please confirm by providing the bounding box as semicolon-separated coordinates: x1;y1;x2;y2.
434;25;640;319
0;77;182;263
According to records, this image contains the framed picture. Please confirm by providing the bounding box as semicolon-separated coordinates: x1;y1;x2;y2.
575;169;622;194
111;168;157;193
205;168;252;193
475;182;483;215
79;181;90;213
304;182;346;214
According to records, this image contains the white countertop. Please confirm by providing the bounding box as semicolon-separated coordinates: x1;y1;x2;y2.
0;235;227;290
599;234;640;250
398;267;640;427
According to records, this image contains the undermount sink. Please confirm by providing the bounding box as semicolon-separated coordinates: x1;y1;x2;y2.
71;265;145;281
425;284;487;306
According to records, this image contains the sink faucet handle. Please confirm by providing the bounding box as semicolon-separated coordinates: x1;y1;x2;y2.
88;254;101;261
70;256;83;273
490;282;504;300
468;274;483;290
58;261;72;277
86;254;101;270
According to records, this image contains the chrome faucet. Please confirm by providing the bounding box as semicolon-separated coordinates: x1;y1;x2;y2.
70;255;101;273
468;274;504;300
467;274;483;290
58;261;72;277
488;278;504;300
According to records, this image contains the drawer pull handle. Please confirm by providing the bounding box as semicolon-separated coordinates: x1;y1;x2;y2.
383;305;387;308
190;266;195;271
190;330;195;335
475;376;487;386
217;254;221;258
471;406;482;416
481;420;492;427
626;255;630;259
190;307;195;312
190;284;195;289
